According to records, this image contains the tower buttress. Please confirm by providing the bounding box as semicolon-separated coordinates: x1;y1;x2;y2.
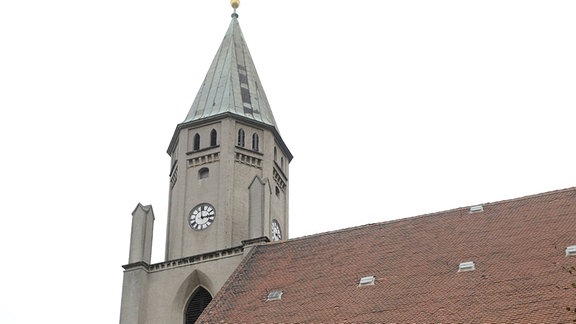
128;203;154;264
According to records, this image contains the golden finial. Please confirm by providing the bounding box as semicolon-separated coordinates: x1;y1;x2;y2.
230;0;240;18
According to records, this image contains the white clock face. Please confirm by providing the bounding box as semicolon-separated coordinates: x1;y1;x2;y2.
271;220;282;241
189;203;215;231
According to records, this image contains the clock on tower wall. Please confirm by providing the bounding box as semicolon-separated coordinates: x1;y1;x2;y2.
189;203;216;231
271;219;282;241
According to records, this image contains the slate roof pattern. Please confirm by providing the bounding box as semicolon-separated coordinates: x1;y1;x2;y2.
184;15;277;128
198;187;576;323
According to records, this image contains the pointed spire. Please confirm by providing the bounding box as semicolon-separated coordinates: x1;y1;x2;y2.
183;3;278;128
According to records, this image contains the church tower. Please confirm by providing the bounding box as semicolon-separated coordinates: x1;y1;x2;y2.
165;6;291;260
119;3;292;323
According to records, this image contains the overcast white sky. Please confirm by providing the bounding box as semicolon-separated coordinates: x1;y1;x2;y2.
1;1;575;323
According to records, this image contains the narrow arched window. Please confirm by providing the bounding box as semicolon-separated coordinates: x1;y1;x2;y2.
210;129;217;147
281;157;284;169
198;167;209;179
237;129;245;147
274;147;277;162
184;287;212;324
252;133;259;151
193;133;200;151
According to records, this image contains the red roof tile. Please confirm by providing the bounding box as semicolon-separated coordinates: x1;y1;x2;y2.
198;188;576;323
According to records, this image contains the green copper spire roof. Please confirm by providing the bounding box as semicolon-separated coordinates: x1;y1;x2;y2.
184;15;277;128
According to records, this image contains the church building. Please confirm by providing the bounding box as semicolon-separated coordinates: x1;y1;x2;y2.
119;2;576;323
119;1;291;323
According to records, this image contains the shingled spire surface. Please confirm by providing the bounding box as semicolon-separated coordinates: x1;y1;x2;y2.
184;15;277;128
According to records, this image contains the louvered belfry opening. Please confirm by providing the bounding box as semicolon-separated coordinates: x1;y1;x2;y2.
185;287;212;324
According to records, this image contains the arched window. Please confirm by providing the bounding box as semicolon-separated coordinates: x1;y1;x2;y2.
198;167;209;179
184;287;212;324
280;157;284;169
237;129;245;147
193;133;200;151
252;133;259;151
274;147;277;162
210;129;217;147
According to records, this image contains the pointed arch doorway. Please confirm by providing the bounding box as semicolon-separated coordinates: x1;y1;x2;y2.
184;287;212;323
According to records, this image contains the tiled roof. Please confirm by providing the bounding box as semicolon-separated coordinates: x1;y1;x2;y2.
183;15;277;128
198;187;576;323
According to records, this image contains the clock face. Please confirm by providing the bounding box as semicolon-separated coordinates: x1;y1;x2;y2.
189;203;216;231
271;219;282;241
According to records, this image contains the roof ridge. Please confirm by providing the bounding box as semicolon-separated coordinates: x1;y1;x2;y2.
286;186;576;243
481;186;576;206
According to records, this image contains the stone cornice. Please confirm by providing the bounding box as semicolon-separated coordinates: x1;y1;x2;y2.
122;242;268;273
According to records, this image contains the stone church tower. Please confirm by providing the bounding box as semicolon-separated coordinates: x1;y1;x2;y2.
119;4;292;323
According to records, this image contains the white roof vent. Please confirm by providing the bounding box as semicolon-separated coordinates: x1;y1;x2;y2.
469;205;484;213
266;290;283;301
358;276;375;286
458;261;476;272
566;245;576;256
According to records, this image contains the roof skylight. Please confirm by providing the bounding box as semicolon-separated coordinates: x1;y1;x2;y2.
458;261;476;272
358;276;375;286
266;290;283;301
566;245;576;256
469;205;484;213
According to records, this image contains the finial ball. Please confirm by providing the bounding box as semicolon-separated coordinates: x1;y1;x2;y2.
230;0;240;9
